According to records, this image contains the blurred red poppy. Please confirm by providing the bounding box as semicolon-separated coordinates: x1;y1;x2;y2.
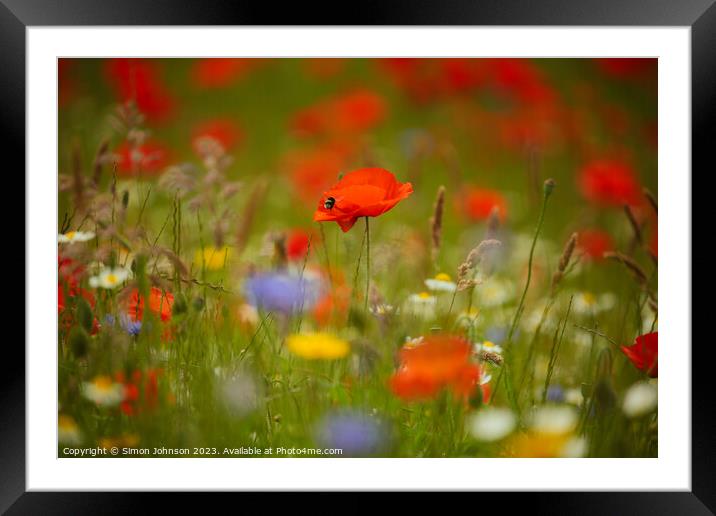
58;59;77;108
379;58;488;103
127;287;174;323
191;58;262;88
595;58;657;79
290;89;386;138
621;332;658;377
58;256;95;311
191;118;244;154
114;141;171;178
58;256;99;333
460;187;508;222
492;58;556;106
313;168;413;232
390;335;482;401
116;368;164;416
105;59;175;122
578;159;642;207
286;229;314;262
303;58;346;78
578;229;613;261
283;142;356;202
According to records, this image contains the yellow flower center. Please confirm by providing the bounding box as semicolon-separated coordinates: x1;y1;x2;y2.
94;376;114;391
483;341;495;349
434;273;452;282
106;274;118;285
65;231;76;240
582;292;596;305
418;292;431;299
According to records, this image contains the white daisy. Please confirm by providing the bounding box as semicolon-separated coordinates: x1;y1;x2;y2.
467;407;517;442
622;381;657;418
404;292;437;319
474;340;503;355
81;376;125;407
58;230;95;244
476;278;515;308
424;273;457;293
88;266;132;289
572;291;617;316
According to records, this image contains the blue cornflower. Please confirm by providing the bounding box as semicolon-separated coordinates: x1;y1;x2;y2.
315;411;388;457
119;313;142;336
243;272;322;315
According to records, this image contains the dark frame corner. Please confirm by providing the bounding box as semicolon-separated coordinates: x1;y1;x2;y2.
5;0;710;512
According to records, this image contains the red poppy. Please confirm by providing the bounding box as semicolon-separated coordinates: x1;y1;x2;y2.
578;159;642;207
578;229;613;261
191;58;261;88
460;187;508;222
313;168;413;232
127;287;174;323
114;141;170;178
105;58;175;122
621;332;658;378
191;118;244;154
390;335;482;401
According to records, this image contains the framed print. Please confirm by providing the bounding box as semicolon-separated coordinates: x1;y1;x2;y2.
4;0;711;510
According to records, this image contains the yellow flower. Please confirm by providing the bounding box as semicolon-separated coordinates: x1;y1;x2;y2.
286;332;350;360
194;246;231;271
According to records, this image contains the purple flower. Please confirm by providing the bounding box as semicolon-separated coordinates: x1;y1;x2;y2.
546;384;565;403
315;411;388;457
244;272;322;315
120;313;142;336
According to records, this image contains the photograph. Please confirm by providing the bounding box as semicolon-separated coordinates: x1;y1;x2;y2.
56;57;658;459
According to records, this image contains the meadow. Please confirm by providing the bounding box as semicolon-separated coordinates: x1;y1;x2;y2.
57;58;658;457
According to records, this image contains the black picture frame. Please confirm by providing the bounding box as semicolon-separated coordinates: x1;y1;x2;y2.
4;0;709;511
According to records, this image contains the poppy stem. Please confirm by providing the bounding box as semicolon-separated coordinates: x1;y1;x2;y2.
364;216;371;313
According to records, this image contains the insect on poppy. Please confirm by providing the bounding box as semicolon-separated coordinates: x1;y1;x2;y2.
313;168;413;232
